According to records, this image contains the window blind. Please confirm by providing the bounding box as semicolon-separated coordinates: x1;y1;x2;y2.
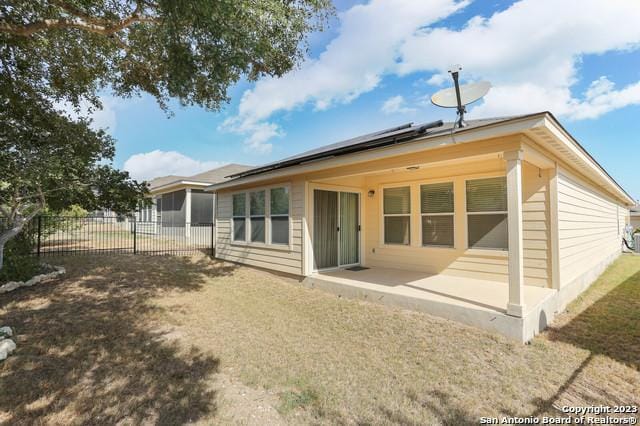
466;177;507;212
383;186;411;214
421;182;454;213
422;216;454;247
466;177;508;250
468;214;508;249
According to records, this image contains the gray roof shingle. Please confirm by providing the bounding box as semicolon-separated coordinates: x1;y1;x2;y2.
148;163;252;191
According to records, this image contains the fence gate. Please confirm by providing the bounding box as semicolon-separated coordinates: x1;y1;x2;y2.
29;216;214;257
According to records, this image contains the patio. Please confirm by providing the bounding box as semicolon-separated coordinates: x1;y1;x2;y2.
304;267;558;342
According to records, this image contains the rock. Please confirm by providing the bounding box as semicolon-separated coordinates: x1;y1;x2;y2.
0;265;66;293
0;282;20;294
0;326;12;338
0;339;16;361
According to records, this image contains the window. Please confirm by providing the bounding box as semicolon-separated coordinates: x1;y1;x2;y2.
270;187;289;245
466;177;508;250
159;190;186;226
190;190;214;225
383;186;411;245
421;182;454;247
232;193;246;241
138;202;152;222
250;190;265;243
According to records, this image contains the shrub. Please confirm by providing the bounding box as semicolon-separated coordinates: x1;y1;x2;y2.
0;233;41;283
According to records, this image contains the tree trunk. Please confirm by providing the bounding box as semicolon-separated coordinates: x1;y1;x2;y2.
0;226;24;272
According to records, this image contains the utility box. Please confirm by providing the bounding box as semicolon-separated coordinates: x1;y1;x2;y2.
635;234;640;253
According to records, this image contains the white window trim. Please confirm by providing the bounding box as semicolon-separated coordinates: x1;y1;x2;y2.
381;184;411;246
465;176;509;252
230;183;292;250
420;182;455;248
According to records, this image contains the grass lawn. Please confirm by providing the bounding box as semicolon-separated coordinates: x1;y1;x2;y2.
0;254;638;425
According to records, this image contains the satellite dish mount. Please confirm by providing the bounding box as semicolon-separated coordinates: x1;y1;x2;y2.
430;66;491;130
449;65;465;128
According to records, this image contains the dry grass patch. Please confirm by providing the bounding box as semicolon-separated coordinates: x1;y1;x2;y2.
1;254;638;424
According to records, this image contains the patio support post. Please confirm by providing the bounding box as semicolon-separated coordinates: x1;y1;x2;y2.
152;197;158;235
505;150;525;317
185;188;191;238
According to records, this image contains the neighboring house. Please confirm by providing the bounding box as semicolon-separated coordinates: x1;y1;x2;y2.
137;164;252;238
206;112;634;342
631;204;640;229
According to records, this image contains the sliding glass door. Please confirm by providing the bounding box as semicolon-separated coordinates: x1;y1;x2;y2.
313;189;360;270
339;192;359;266
313;190;339;269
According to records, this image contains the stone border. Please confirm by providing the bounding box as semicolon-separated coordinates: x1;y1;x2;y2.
0;264;66;294
0;326;16;361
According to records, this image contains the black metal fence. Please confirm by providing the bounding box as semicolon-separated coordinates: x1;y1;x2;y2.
21;216;214;257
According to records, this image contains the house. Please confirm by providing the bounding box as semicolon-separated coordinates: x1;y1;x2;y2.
631;204;640;230
206;112;634;342
136;164;252;238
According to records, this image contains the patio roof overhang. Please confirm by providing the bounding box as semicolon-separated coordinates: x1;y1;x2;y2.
149;180;210;195
204;112;634;206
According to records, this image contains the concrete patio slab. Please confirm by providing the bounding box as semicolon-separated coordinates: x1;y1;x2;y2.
303;267;559;342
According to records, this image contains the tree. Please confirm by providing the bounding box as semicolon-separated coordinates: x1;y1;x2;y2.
0;0;332;271
0;87;148;270
0;0;332;111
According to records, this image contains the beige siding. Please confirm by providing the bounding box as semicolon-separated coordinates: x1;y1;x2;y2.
557;167;623;287
215;180;305;275
522;164;551;287
347;159;551;286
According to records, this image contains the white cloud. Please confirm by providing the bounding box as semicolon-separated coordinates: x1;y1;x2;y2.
571;77;640;120
225;0;468;150
426;74;448;86
224;0;640;149
396;0;640;120
381;95;416;114
220;118;281;154
123;150;225;181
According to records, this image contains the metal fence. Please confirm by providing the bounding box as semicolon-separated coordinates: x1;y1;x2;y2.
20;216;214;257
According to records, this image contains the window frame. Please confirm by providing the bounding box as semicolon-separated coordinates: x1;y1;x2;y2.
420;181;455;248
465;176;509;251
249;190;266;243
230;184;292;249
269;187;290;245
381;184;412;246
232;192;248;242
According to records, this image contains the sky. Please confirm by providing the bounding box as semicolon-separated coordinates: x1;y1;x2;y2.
93;0;640;200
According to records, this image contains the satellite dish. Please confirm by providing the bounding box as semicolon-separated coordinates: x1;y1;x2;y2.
431;81;491;108
430;66;491;128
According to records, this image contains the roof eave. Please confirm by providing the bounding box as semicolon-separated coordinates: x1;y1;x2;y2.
205;113;548;192
540;113;635;206
150;180;211;194
206;112;634;206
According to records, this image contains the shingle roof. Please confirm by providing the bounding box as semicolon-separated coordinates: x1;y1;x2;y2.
227;114;534;180
148;174;187;190
148;163;252;191
188;164;254;183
